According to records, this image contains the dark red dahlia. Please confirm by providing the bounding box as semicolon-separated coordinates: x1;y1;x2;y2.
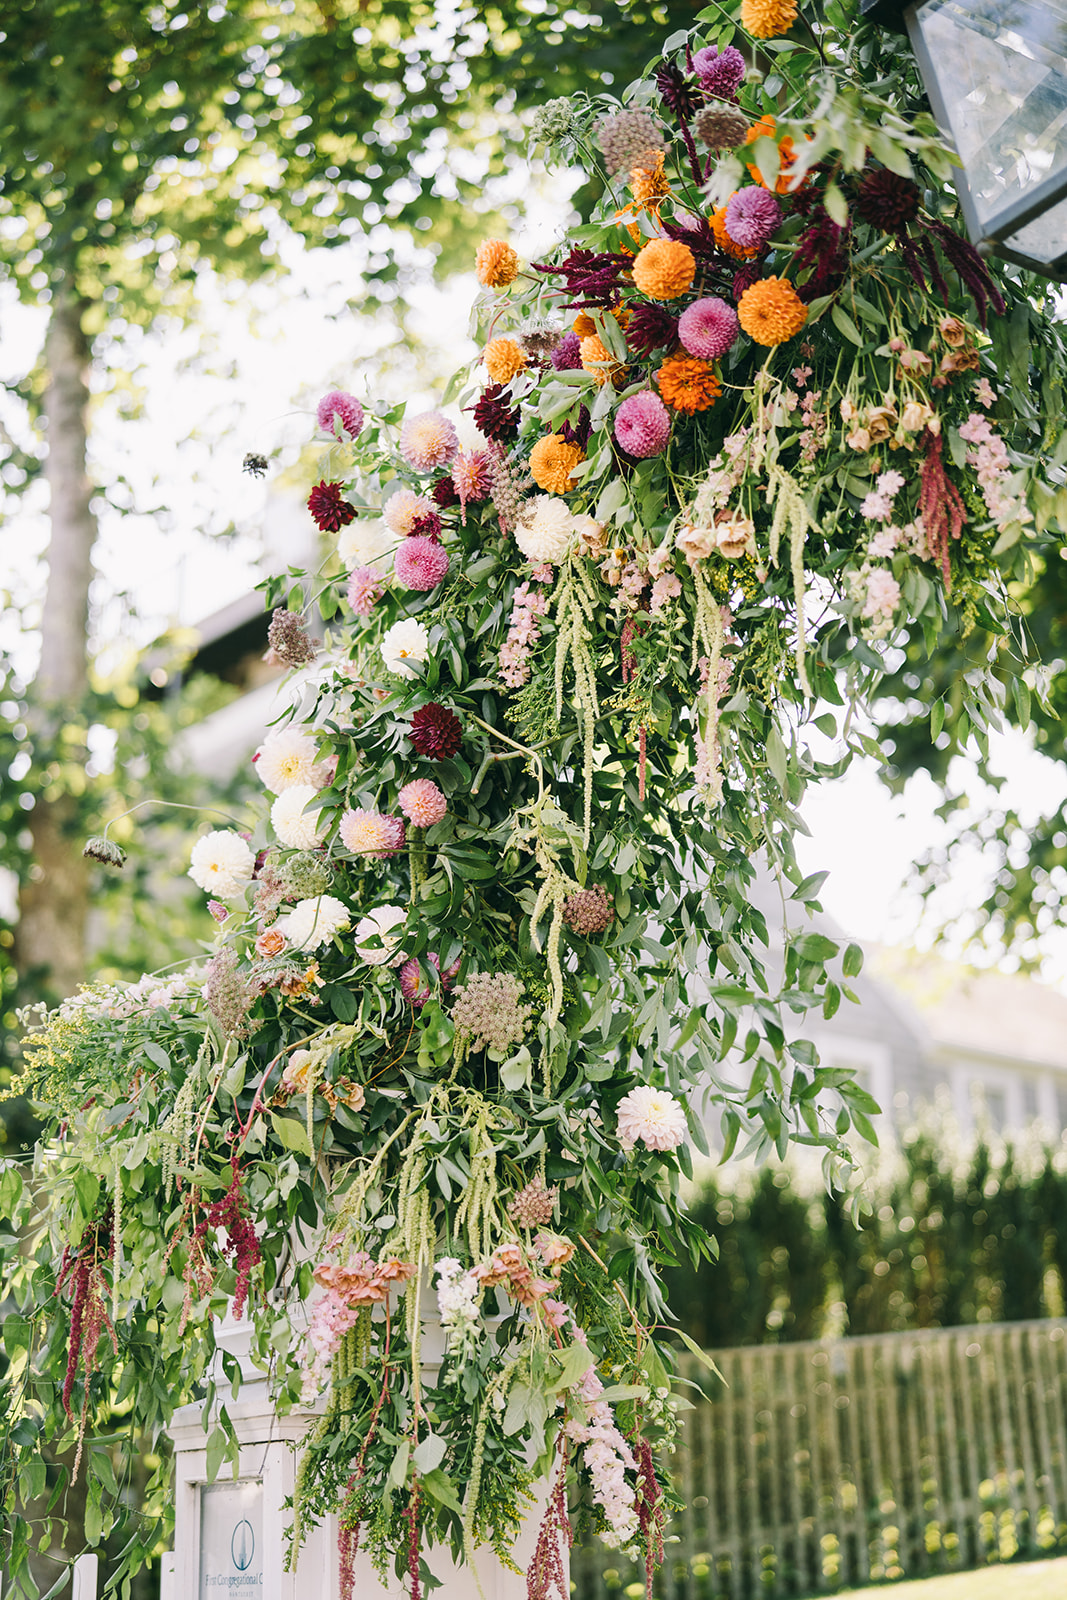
409;702;463;760
856;168;921;231
307;479;356;532
431;475;459;508
626;303;679;358
409;510;443;542
732;264;761;301
473;382;521;442
656;61;700;120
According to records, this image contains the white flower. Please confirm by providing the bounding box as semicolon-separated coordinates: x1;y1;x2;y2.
381;618;429;678
338;517;398;567
277;894;351;951
382;489;434;537
271;785;325;850
514;495;575;564
355;904;407;966
255;727;319;793
187;830;255;901
616;1085;688;1152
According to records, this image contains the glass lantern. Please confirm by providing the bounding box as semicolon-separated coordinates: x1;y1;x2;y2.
861;0;1067;277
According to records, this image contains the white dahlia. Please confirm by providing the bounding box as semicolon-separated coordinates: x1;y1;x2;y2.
255;727;319;793
355;904;408;966
187;830;255;901
271;785;325;850
338;517;398;567
616;1086;688;1152
277;894;351;952
514;495;575;564
380;618;429;678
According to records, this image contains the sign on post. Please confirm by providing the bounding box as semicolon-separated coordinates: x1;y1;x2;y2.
199;1480;264;1595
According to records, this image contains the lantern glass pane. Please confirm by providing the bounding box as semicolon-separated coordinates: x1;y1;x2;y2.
913;0;1067;237
1003;190;1067;264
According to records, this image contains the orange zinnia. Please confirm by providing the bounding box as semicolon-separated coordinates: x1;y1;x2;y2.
475;238;520;289
744;115;811;195
737;276;808;346
573;312;597;337
741;0;798;37
656;354;722;414
529;433;586;494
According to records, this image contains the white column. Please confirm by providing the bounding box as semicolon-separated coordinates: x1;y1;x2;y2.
72;1554;98;1600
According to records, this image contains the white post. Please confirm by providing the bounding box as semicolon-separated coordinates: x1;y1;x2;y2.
159;1550;175;1600
72;1553;98;1600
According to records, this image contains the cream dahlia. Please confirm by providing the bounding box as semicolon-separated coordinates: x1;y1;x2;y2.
514;495;575;564
355;904;408;966
338;518;398;567
270;785;325;850
255;728;320;794
277;894;351;951
381;618;430;678
383;489;435;538
187;830;256;900
616;1086;688;1151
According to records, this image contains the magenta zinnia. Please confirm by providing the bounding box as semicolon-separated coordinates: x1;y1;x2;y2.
409;703;463;760
307;480;356;532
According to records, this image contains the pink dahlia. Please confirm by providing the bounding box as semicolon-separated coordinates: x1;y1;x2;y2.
317;389;365;440
398;951;441;1008
724;188;782;251
398;778;447;828
400;411;459;471
692;44;746;97
347;565;385;616
614;392;671;458
452;447;492;503
383;488;435;536
339;808;406;859
394;536;450;591
678;297;740;360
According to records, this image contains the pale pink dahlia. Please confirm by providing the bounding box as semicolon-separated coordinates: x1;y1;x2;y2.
398;778;447;828
347;566;385;616
724;188;782;251
400;411;459;472
394;536;450;591
452;447;492;503
383;488;435;537
616;1085;688;1151
678;297;740;360
317;389;365;440
339;808;406;859
614;392;671;458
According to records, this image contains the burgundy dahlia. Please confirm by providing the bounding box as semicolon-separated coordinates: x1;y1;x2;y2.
656;61;700;120
473;382;521;441
409;702;463;760
307;479;356;532
409;510;443;542
625;303;679;358
856;168;922;231
431;476;459;508
732;264;761;301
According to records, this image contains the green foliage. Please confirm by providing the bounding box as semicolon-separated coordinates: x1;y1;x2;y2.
663;1129;1067;1347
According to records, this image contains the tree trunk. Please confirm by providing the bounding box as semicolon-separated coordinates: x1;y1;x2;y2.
14;291;96;1001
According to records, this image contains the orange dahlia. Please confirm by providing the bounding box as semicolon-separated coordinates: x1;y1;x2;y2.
632;238;696;300
711;200;760;261
476;238;520;289
530;433;586;494
484;338;528;384
580;333;626;386
656;354;722;414
573;312;597;337
741;0;799;37
744;115;810;195
737;276;808;346
628;151;672;219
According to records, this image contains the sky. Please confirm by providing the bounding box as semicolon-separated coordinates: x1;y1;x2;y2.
4;183;1067;984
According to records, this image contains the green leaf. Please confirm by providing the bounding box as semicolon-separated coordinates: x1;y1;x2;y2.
412;1434;447;1474
270;1112;314;1160
142;1041;170;1071
421;1469;464;1517
324;984;358;1023
545;1342;595;1392
1012;677;1031;730
387;1439;410;1489
766;723;788;791
823;183;849;227
205;1426;229;1485
930;699;945;741
842;942;864;978
830;303;864;347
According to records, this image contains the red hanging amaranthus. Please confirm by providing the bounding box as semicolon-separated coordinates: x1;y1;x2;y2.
919;428;967;588
632;1435;667;1591
56;1213;118;1475
527;1462;572;1600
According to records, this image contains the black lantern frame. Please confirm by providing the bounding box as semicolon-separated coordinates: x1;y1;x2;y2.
860;0;1067;279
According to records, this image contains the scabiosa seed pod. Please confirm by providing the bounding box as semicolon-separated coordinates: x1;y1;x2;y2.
400;410;459;471
267;609;316;667
678;296;741;360
692;44;747;97
307;480;356;532
550;332;582;371
856;168;922;230
562;885;615;936
83;836;127;868
597;108;666;176
614;392;671;459
724;187;782;251
316;389;365;440
521;327;561;362
508;1178;559;1229
694;105;751;150
473;382;522;441
625;303;679;358
394;536;450;592
409;703;463;760
451;971;532;1054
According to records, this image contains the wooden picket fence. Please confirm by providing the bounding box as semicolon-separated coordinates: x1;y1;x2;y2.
571;1318;1067;1599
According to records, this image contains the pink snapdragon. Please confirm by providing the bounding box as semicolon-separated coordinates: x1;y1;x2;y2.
959;412;1028;531
500;579;551;687
862;568;901;622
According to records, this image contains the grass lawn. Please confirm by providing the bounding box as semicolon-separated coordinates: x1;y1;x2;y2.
825;1555;1067;1600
